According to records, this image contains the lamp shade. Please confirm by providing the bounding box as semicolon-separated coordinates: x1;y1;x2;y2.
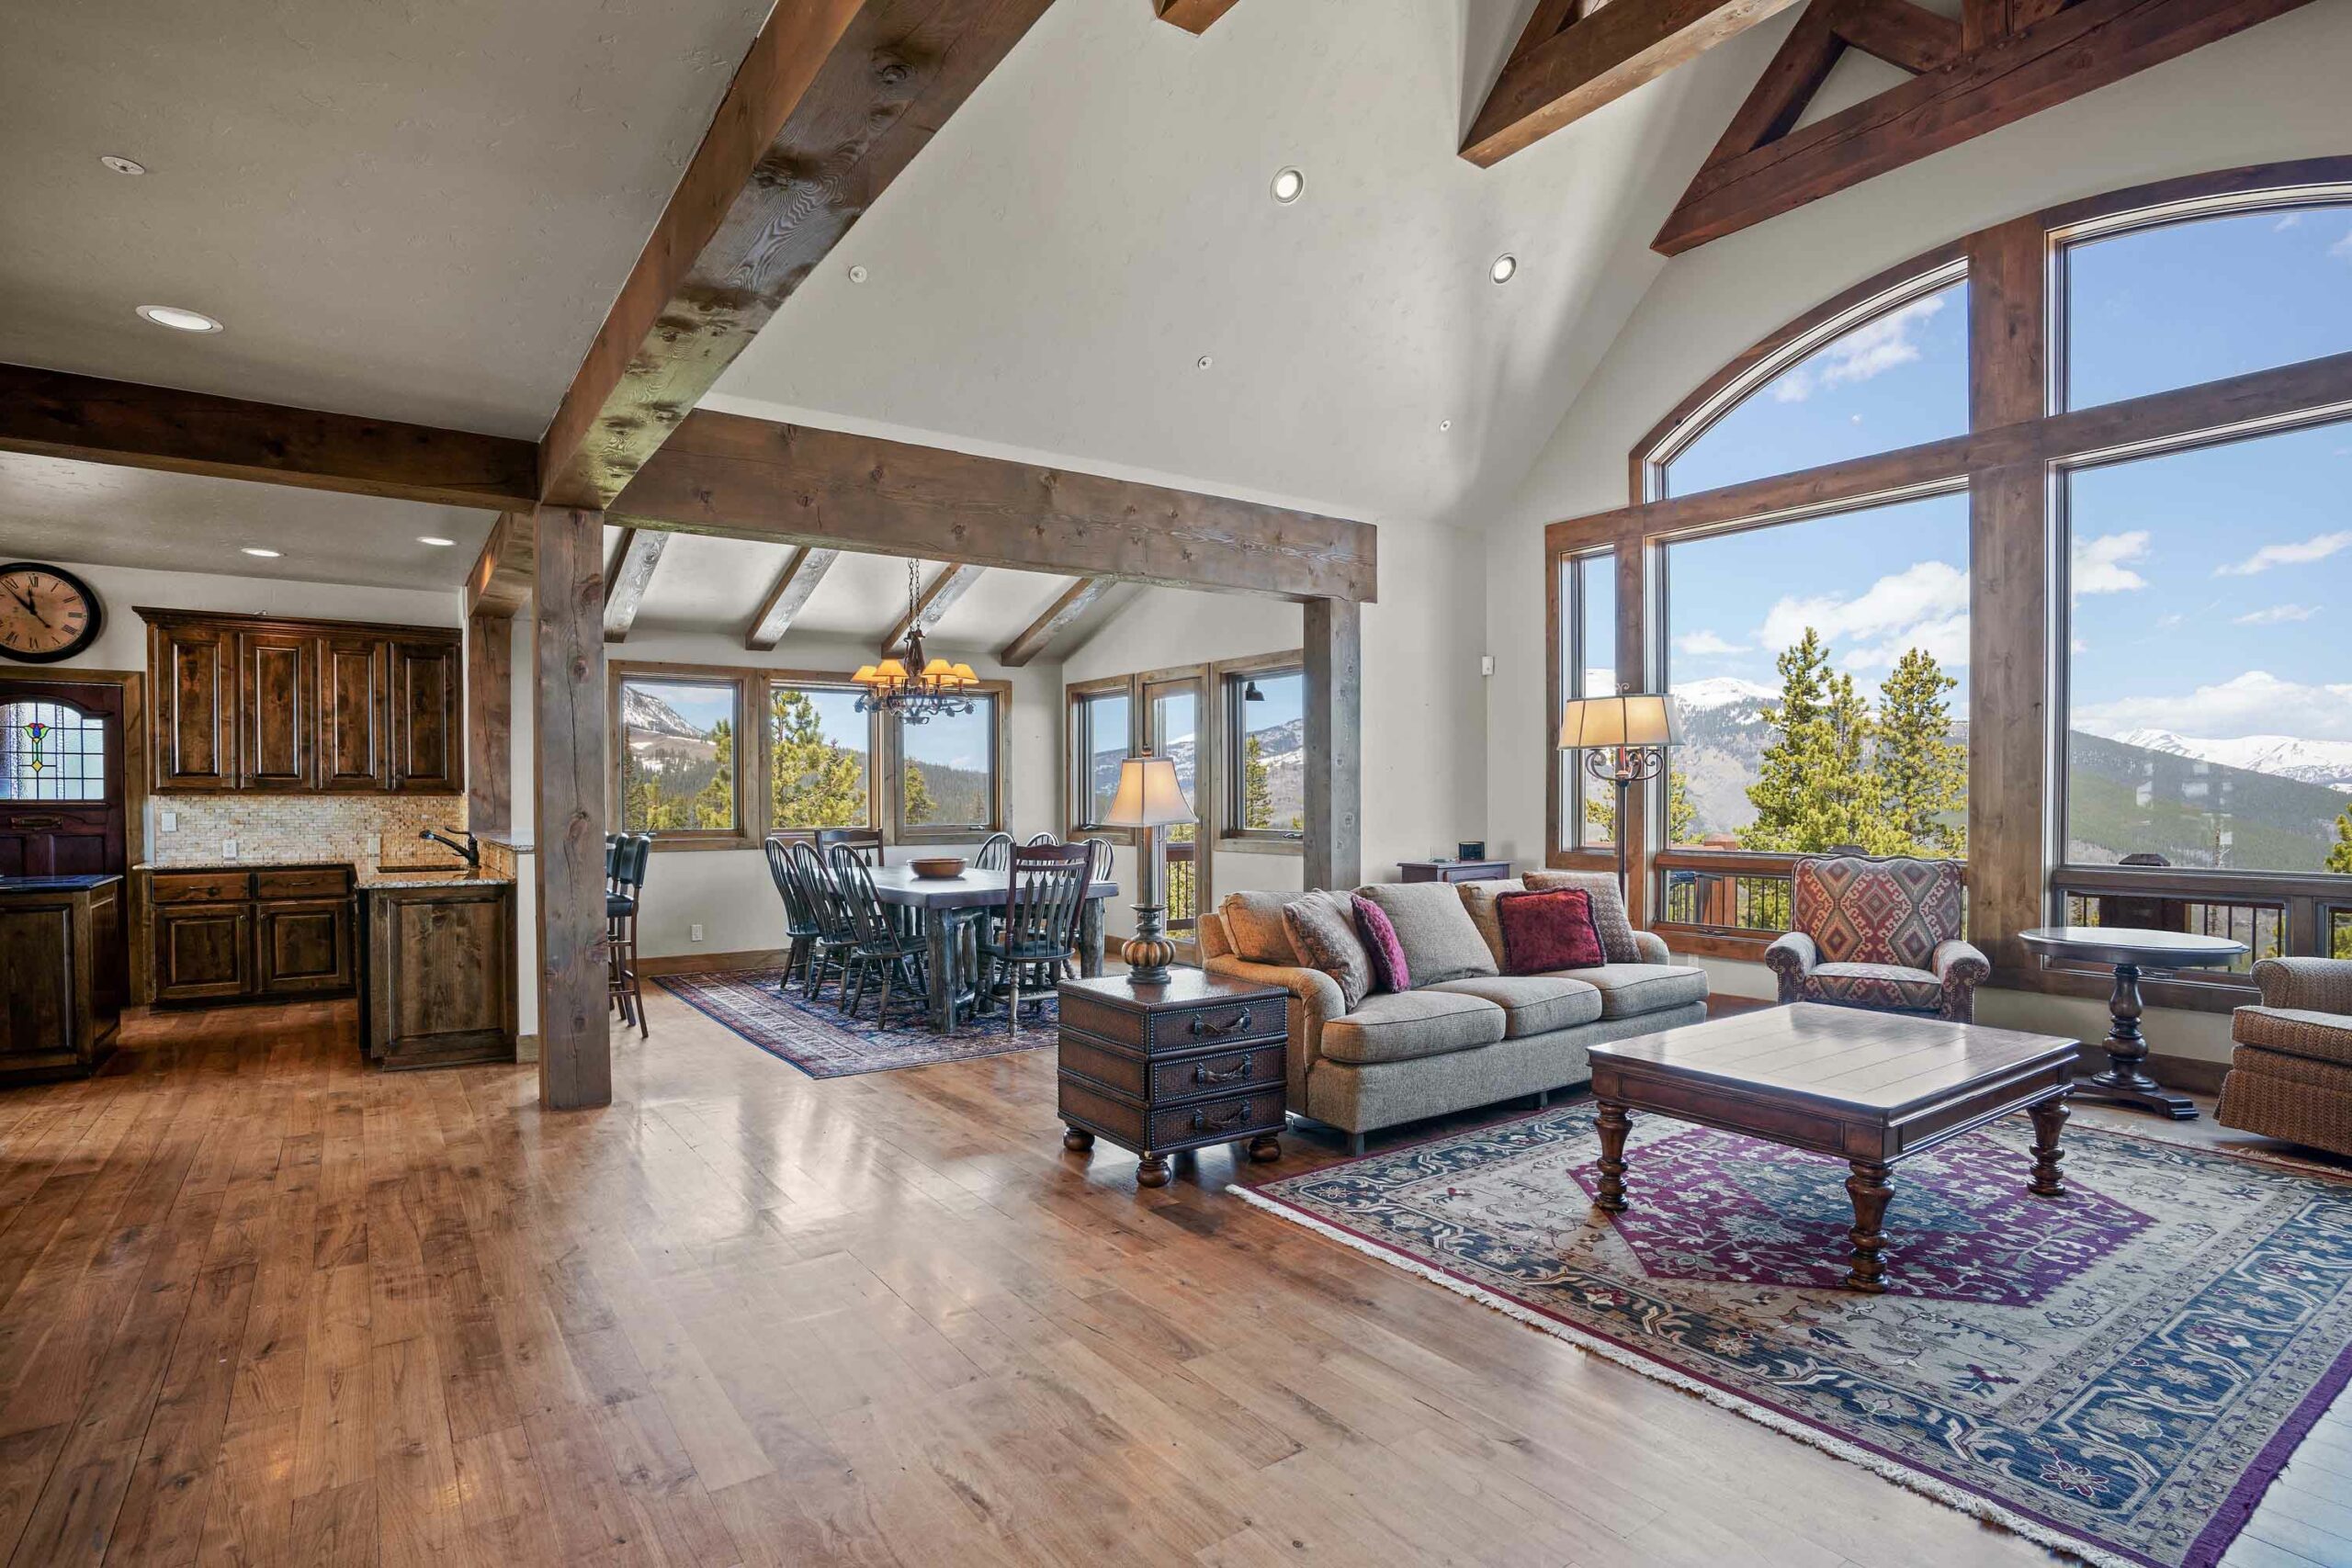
1558;692;1679;750
1102;753;1197;829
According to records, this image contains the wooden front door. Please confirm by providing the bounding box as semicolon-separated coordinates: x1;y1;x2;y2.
1141;672;1208;956
0;682;127;879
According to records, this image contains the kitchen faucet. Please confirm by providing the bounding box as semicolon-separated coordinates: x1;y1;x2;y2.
418;828;480;869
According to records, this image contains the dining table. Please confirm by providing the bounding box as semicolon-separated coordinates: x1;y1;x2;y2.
865;863;1121;1032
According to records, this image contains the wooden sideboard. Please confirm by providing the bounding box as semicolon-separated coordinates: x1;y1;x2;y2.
141;608;462;795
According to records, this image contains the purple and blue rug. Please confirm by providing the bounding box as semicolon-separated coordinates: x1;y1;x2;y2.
1233;1102;2352;1568
655;967;1057;1078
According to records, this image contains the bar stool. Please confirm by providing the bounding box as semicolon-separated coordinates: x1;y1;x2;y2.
608;832;650;1036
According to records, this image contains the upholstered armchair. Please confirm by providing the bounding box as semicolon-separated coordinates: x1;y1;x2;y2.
1764;852;1988;1023
2216;957;2352;1156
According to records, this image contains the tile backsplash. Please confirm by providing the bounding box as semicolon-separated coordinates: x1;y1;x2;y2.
149;795;469;867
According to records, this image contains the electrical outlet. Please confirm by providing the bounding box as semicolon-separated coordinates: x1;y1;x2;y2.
365;832;381;856
160;809;177;832
222;839;238;860
1480;654;1496;677
690;923;705;943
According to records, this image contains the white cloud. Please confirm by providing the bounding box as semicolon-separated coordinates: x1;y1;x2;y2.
1675;629;1747;657
2215;530;2352;576
2072;637;2089;654
1759;559;1971;671
2333;228;2352;261
2275;212;2304;231
2075;671;2352;741
1770;296;1946;404
2233;604;2318;626
2073;531;2151;594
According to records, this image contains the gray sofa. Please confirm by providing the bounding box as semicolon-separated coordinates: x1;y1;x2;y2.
1201;876;1708;1151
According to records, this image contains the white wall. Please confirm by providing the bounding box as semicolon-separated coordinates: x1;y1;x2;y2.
34;558;458;673
1064;513;1490;937
1480;5;2352;1065
607;626;1065;959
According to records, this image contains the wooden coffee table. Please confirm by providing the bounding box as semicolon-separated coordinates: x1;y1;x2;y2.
1586;1004;2080;1292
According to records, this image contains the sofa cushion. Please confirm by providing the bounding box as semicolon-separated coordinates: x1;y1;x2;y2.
2233;1005;2352;1066
1496;888;1605;975
1318;989;1508;1066
1802;962;1943;1014
1552;963;1709;1020
1283;890;1374;1011
1523;871;1639;964
1425;975;1603;1039
1217;890;1298;965
1358;883;1498;987
1453;878;1525;968
1352;894;1411;993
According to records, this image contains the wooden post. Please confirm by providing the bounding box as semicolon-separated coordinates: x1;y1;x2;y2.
466;609;513;837
534;506;611;1110
1303;597;1362;891
1967;217;2049;982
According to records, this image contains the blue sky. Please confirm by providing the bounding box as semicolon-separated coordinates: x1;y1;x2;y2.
1657;204;2352;745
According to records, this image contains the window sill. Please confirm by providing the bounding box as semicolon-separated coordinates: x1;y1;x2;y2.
643;834;757;853
1217;835;1304;856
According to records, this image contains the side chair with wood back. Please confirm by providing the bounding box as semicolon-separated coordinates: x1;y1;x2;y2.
826;844;930;1029
764;837;821;994
978;842;1091;1036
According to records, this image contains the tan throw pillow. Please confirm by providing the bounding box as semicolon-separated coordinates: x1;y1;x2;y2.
1523;871;1639;964
1453;878;1526;969
1217;890;1299;964
1358;883;1498;987
1282;890;1374;1011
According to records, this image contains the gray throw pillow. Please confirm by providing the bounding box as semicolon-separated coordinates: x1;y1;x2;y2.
1524;870;1639;964
1282;890;1374;1011
1358;883;1498;987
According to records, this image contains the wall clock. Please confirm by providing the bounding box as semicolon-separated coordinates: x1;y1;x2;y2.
0;563;102;663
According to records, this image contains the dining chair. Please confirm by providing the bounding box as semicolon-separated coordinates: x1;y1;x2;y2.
818;827;886;866
827;844;931;1029
607;832;651;1037
1025;832;1060;847
787;840;857;1002
764;837;821;994
977;843;1091;1036
974;832;1014;872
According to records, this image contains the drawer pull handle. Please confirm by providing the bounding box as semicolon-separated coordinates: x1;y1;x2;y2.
1192;1103;1250;1133
1189;1010;1251;1038
13;815;63;830
1193;1056;1250;1086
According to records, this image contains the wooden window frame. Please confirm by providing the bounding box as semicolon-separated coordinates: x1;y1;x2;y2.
1215;650;1306;854
1544;157;2352;994
886;682;1012;844
1066;673;1140;842
608;662;756;851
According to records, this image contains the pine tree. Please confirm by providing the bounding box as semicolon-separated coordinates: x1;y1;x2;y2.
689;718;736;829
1870;648;1968;855
902;760;938;826
769;688;867;828
1741;628;1874;852
1243;734;1274;829
1583;770;1696;844
2329;804;2352;876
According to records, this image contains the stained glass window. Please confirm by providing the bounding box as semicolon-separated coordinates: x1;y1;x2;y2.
0;701;107;801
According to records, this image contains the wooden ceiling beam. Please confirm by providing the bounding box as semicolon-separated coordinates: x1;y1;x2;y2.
1463;0;1809;168
612;411;1378;604
1834;0;1962;72
1704;0;1848;165
999;577;1111;668
1656;0;2319;254
1154;0;1241;33
0;363;537;511
600;527;668;643
537;0;1054;511
466;513;539;619
743;547;839;650
879;562;984;656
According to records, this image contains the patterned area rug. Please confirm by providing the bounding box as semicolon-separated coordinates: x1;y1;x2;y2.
655;967;1057;1077
1234;1103;2352;1568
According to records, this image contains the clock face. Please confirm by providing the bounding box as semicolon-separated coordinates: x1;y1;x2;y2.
0;564;101;664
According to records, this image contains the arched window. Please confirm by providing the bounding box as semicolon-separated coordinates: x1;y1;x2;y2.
1;700;107;801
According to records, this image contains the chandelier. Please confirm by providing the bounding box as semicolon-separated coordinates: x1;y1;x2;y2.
854;560;980;724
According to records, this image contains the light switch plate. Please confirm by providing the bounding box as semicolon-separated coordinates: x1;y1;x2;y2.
690;923;705;943
160;809;177;832
365;833;381;855
222;839;239;860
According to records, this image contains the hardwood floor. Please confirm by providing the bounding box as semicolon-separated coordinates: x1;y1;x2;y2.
0;989;2345;1567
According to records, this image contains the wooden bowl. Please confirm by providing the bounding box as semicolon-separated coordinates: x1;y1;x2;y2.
909;856;967;880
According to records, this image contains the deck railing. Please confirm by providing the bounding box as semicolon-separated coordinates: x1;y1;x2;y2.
1165;835;1198;932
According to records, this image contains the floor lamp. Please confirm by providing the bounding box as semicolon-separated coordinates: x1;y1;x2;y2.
1102;750;1198;986
1558;688;1680;903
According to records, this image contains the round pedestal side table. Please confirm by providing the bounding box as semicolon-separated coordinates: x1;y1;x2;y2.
2017;926;2248;1121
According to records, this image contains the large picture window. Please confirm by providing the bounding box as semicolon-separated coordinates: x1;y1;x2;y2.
895;694;1003;838
1564;553;1617;848
1069;683;1133;831
1226;666;1303;839
616;677;741;836
768;681;869;829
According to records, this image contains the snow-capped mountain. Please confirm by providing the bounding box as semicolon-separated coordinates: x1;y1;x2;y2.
622;687;704;743
2113;728;2352;791
1670;676;1778;716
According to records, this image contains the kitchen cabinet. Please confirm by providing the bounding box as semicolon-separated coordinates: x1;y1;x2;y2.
145;864;356;1006
153;619;236;788
389;639;461;794
359;877;515;1068
237;629;318;791
0;874;124;1083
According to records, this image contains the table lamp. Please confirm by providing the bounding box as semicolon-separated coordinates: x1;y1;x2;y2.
1557;685;1679;902
1102;750;1198;985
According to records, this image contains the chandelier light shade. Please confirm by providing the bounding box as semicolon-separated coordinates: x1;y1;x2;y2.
1101;750;1198;987
854;562;981;724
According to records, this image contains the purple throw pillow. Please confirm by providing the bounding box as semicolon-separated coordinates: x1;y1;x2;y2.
1351;894;1411;993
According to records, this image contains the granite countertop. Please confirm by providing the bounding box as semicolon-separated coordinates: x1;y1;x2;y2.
356;865;515;891
0;873;124;892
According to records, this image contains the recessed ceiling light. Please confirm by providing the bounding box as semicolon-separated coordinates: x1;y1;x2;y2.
847;264;869;283
241;547;281;558
1490;254;1519;285
1196;355;1214;370
101;154;147;176
1270;167;1305;204
416;536;456;547
136;304;223;333
1440;419;1453;432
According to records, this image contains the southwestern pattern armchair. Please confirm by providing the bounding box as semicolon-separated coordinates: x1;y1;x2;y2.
1764;852;1988;1023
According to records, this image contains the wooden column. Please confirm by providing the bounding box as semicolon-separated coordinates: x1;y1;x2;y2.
1302;597;1362;891
534;506;611;1110
466;609;513;837
1966;217;2049;981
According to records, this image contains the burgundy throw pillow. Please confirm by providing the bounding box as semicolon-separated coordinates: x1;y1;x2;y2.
1351;894;1411;993
1494;888;1604;975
